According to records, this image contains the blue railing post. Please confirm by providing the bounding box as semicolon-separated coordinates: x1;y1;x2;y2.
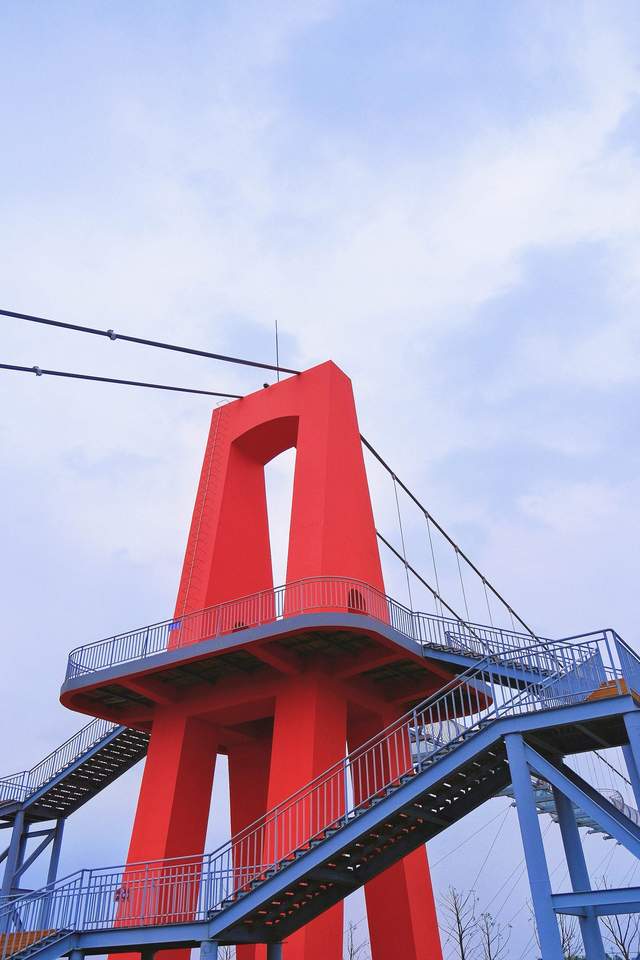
505;734;563;960
343;757;350;825
552;786;605;960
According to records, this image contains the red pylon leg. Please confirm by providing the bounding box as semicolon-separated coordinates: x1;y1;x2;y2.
229;735;273;960
111;709;218;960
364;849;442;960
266;671;347;960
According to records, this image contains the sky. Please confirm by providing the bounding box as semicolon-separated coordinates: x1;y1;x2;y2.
1;1;640;957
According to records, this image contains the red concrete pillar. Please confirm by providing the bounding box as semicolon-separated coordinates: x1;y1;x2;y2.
113;709;218;960
284;364;384;590
266;672;347;960
126;710;218;861
174;362;385;623
228;736;273;960
348;712;443;960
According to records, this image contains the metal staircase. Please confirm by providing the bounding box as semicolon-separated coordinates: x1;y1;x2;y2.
0;721;148;902
3;628;640;960
1;581;552;907
0;721;149;821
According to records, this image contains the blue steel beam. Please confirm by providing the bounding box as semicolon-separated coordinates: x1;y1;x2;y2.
1;810;25;900
623;711;640;809
523;744;640;859
13;831;54;882
552;787;605;960
46;820;64;887
552;887;640;916
504;734;564;960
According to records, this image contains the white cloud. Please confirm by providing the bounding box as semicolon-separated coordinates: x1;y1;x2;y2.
518;480;622;536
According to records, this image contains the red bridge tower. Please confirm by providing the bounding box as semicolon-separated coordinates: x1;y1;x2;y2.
66;362;445;960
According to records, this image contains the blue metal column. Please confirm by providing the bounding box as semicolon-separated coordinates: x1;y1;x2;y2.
46;819;65;886
1;809;25;900
552;787;605;960
267;945;283;960
200;941;219;960
623;712;640;809
69;950;84;960
505;734;563;960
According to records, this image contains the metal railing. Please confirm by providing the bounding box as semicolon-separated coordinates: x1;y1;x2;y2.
64;576;586;684
5;631;639;958
0;719;118;806
65;577;395;680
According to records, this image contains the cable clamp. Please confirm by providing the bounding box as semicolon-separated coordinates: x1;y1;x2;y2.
107;329;117;341
33;366;42;376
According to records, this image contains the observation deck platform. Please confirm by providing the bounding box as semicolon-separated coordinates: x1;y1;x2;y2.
60;577;553;734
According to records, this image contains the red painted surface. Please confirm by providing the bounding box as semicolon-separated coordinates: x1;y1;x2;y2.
266;670;347;960
349;711;443;960
113;362;442;960
112;711;218;960
174;361;384;622
229;735;273;960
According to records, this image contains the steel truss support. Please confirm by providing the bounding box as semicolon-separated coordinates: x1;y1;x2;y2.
505;734;564;960
0;810;25;901
0;815;65;902
552;787;605;960
623;711;640;809
553;886;640;916
507;732;640;957
523;745;640;860
200;942;218;960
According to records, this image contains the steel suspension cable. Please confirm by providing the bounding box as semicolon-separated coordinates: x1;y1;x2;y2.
361;435;538;640
392;475;414;610
482;577;495;628
425;514;443;618
455;547;471;623
0;363;242;399
468;808;510;893
1;307;300;375
430;807;508;869
594;749;632;788
376;530;476;629
483;820;553;914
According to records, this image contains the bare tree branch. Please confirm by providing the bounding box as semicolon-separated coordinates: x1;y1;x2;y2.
527;901;583;960
599;877;640;960
478;912;511;960
344;919;370;960
442;886;479;960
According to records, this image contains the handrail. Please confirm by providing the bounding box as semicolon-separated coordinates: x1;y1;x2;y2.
0;719;119;806
63;575;587;684
4;630;637;955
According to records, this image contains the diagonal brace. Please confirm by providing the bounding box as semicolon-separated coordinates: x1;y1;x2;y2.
523;744;640;860
14;830;55;880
